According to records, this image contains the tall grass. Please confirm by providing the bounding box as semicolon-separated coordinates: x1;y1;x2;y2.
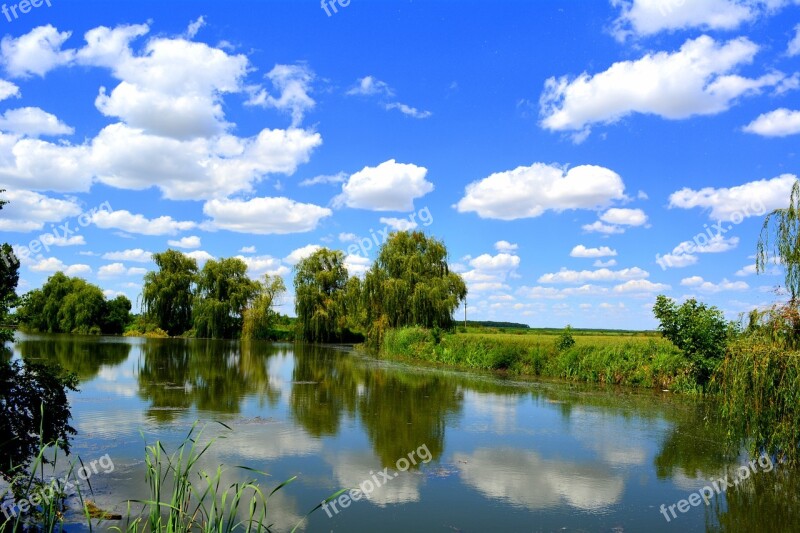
378;327;700;392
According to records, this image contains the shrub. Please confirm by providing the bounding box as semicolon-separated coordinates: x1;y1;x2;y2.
556;325;576;351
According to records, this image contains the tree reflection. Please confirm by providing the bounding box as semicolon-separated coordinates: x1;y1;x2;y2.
17;335;131;381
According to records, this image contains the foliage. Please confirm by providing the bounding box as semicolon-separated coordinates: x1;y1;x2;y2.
0;192;19;342
362;232;467;345
242;274;286;340
294;248;349;342
652;295;730;384
757;178;800;300
718;335;800;465
0;360;77;478
142;250;198;336
555;325;576;351
193;258;258;339
16;273;131;335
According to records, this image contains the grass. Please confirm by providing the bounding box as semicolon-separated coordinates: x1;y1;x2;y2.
2;422;340;532
376;327;701;393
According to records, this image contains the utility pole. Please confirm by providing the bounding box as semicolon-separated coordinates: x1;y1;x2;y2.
464;298;467;329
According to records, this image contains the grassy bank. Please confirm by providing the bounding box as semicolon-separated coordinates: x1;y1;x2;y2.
376;327;701;393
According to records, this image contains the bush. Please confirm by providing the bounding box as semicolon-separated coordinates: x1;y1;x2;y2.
556;325;576;351
653;295;730;384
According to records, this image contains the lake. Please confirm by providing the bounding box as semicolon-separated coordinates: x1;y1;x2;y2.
7;334;796;532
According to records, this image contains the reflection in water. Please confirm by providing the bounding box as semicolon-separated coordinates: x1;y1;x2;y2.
17;335;131;380
8;334;798;532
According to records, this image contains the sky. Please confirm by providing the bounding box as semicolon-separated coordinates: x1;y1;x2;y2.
0;0;798;329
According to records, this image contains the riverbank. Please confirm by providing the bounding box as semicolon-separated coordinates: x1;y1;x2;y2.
371;327;702;393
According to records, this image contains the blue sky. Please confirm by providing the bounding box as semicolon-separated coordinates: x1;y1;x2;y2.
0;0;799;329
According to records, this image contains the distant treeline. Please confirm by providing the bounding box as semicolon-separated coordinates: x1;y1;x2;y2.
465;321;530;329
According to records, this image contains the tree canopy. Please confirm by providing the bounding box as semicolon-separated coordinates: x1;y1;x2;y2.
294;248;349;342
193;257;258;338
757;179;800;300
143;250;198;335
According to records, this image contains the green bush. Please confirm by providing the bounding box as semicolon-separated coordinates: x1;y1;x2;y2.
556;325;576;351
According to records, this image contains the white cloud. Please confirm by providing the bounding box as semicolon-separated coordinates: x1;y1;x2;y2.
743;108;800;137
540;36;786;138
0;79;20;100
0;107;74;137
338;232;358;243
239;245;256;253
98;262;146;278
582;221;625;234
247;64;315;127
538;267;649;284
167;235;201;249
284;244;322;265
203;196;331;234
672;234;739;255
1;25;74;78
517;284;610;299
384;102;431;119
570;245;617;258
346;76;394;97
494;241;519;253
610;0;791;39
235;254;289;277
469;253;521;271
344;254;370;276
657;253;699;269
29;257;90;276
184;250;214;265
599;208;647;226
613;279;670;294
680;276;749;292
669;174;795;220
790;24;800;56
92;209;196;235
186;16;206;39
379;217;418;231
593;259;617;267
0;189;81;232
335;160;433;212
457;163;626;220
102;249;152;263
299;172;347;187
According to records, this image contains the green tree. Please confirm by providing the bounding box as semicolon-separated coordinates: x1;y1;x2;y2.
242;274;287;340
758;179;800;300
193;257;258;339
143;250;198;335
0;191;19;342
294;248;349;342
103;294;132;334
362;231;467;343
653;295;730;384
57;278;107;334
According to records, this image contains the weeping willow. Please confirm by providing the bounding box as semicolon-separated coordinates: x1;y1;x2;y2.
294;249;349;342
363;232;467;344
757;179;800;300
242;275;286;340
142;250;198;335
193;257;258;339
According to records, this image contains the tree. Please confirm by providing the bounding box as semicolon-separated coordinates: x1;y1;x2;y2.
242;274;286;340
103;295;132;334
294;249;349;342
142;250;198;335
653;295;730;384
363;231;467;342
193;257;258;339
0;191;19;342
757;179;800;300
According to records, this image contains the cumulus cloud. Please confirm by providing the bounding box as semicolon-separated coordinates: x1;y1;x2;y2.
0;79;20;100
29;257;90;276
538;267;649;284
495;241;519;253
167;235;201;249
0;107;74;137
790;24;800;56
235;254;289;277
346;76;430;118
101;249;152;263
384;102;431;119
203;196;331;234
613;279;670;294
299;172;347;187
335;160;433;211
743;108;800;137
98;262;147;278
1;25;75;77
599;208;648;226
379;217;418;231
610;0;793;40
680;276;749;292
582;221;625;234
0;189;81;232
92;209;196;235
469;253;521;271
668;174;794;220
456;163;626;220
570;245;617;258
284;244;322;265
247;64;315;127
593;258;617;267
184;250;214;265
540;36;786;139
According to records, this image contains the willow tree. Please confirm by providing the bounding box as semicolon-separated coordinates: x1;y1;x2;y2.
757;179;800;300
294;248;348;342
193;257;258;339
142;250;198;335
0;191;18;342
363;231;467;341
242;274;286;340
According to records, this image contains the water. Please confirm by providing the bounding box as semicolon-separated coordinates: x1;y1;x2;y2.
7;334;797;532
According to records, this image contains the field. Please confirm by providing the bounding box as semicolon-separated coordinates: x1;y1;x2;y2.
376;327;701;393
